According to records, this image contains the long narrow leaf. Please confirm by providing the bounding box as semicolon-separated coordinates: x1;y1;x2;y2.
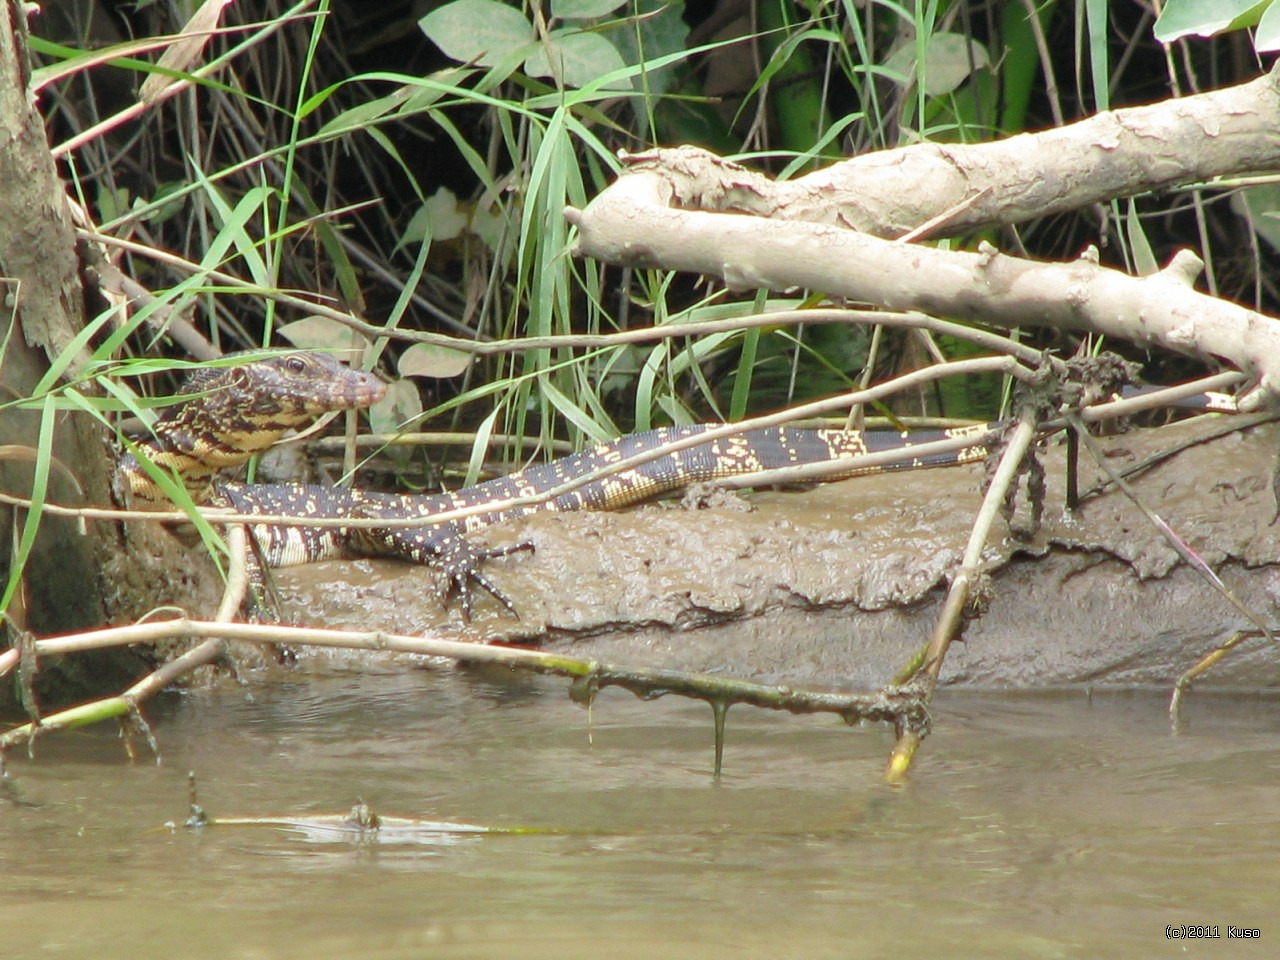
0;396;56;617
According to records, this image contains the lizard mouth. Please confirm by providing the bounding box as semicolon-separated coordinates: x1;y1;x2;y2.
332;368;388;409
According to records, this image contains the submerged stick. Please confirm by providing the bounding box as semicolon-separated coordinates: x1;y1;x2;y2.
1;526;251;757
1170;628;1271;721
884;416;1039;783
1;603;926;769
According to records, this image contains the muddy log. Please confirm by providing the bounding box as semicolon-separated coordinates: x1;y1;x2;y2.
276;418;1280;689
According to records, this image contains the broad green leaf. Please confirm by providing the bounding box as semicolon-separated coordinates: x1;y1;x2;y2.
397;205;433;253
142;181;188;224
883;33;990;96
419;0;534;67
368;378;423;436
469;199;506;252
613;0;690;100
922;34;990;97
278;316;368;352
1154;0;1269;43
96;185;130;224
524;30;631;90
398;341;473;379
1256;0;1280;49
551;0;628;18
422;188;469;243
1230;184;1280;253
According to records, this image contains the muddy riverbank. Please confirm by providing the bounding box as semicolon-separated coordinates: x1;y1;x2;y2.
276;417;1280;689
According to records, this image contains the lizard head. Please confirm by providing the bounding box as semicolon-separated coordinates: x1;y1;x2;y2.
124;351;387;501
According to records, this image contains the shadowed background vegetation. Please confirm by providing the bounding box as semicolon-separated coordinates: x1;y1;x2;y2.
26;0;1280;469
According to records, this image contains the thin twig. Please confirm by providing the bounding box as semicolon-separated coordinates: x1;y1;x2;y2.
50;3;319;157
884;415;1040;783
896;187;993;243
0;607;927;756
1069;416;1275;716
1170;628;1273;720
73;231;1053;361
310;431;577;455
1074;408;1277;502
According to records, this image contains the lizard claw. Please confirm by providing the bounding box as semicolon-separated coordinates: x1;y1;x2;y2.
437;536;535;621
350;514;534;620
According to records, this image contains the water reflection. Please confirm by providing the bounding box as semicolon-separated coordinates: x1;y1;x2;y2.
2;671;1277;959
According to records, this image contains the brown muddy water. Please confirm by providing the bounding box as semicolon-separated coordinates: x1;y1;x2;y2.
2;670;1276;959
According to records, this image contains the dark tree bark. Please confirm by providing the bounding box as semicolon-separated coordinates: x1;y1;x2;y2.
0;1;218;703
1;1;107;631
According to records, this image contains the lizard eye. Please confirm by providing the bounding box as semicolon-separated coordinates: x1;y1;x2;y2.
285;355;307;374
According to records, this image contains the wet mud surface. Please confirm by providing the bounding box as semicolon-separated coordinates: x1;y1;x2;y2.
276;418;1280;688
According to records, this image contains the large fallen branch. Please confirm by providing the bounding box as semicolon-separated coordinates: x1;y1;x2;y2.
567;177;1280;411
561;68;1280;779
599;67;1280;240
565;66;1280;412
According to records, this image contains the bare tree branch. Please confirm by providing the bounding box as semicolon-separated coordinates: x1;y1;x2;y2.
567;87;1280;412
604;66;1280;239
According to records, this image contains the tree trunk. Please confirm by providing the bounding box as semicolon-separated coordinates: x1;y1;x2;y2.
0;1;218;704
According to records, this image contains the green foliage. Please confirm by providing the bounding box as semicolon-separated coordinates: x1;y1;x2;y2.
16;0;1278;497
419;0;685;92
1154;0;1274;48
